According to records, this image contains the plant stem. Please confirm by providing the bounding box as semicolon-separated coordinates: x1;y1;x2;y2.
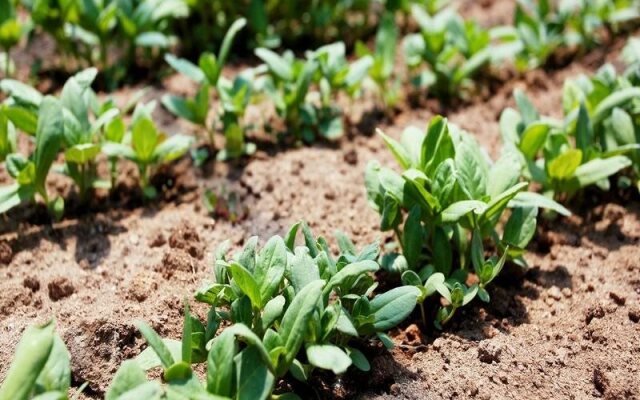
4;47;10;78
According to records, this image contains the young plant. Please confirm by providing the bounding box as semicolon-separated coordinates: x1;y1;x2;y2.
500;81;637;199
254;47;320;142
194;222;420;387
355;12;400;111
562;63;640;190
102;102;193;199
162;18;252;159
0;320;77;400
366;117;569;327
0;0;28;77
0;96;64;219
307;41;373;139
403;6;498;100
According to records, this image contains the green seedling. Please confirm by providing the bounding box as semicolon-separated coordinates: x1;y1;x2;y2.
304;41;373;140
404;6;502;99
162;18;253;159
193;221;420;387
355;12;400;111
0;320;79;400
366;117;569;327
0;0;29;77
501;81;638;199
0;96;65;219
102;102;193;199
254;47;320;142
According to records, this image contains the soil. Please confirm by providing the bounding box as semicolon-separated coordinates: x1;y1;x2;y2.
1;1;640;399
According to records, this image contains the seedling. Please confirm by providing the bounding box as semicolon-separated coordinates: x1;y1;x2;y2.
403;6;498;99
355;12;400;111
366;117;569;327
254;47;320;142
102;102;193;199
162;18;254;160
0;0;28;77
0;96;65;219
500;81;638;198
0;320;80;400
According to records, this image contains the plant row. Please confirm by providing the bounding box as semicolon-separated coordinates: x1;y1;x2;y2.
1;52;639;398
0;34;639;218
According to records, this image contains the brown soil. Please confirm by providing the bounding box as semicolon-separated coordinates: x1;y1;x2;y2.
1;2;640;399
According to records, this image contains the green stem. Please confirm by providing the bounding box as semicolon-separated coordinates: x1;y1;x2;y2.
4;47;10;78
419;302;427;327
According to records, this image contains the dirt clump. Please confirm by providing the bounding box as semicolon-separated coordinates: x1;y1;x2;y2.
48;277;75;301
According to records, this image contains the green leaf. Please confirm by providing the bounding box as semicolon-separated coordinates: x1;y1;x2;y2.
509;191;571;216
4;106;37;135
575;104;592;153
278;280;325;375
234;346;274;400
323;260;379;296
440;200;487;223
378;128;411;170
35;334;70;393
0;79;43;106
0;321;55;400
207;330;237;397
402;206;423;269
573;156;632;189
254;236;287;306
548;149;582;180
503;206;538;249
132;118;158;163
369;286;420;331
421;116;453;177
514;89;538;125
289;247;320;293
165;54;205;83
346;348;370;372
33;97;63;194
518;122;549;160
65;143;100;164
255;48;292;81
229;262;262;309
136;322;175;369
306;345;352;374
106;360;149;400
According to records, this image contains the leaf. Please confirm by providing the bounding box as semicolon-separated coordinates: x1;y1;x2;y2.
518;122;549;160
136;322;175;369
369;286;420;331
401;206;422;269
106;360;149;400
165;54;205;83
254;236;287;305
488;151;522;198
206;330;237;397
161;95;197;123
289;247;320;293
378;128;411;169
0;320;55;400
573;156;632;189
575;103;592;153
213;18;247;85
33;97;63;194
421;116;454;177
65;143;100;164
323;260;379;295
548;149;582;180
514;88;538;125
0;79;43;106
4;106;37;135
503;206;538;249
131;118;158;163
262;295;286;331
278;280;325;375
35;334;70;393
509;191;571;216
346;348;370;372
234;346;274;400
440;200;487;223
432;227;452;276
255;48;293;81
306;345;352;374
229;262;262;309
499;107;522;145
455;134;488;199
